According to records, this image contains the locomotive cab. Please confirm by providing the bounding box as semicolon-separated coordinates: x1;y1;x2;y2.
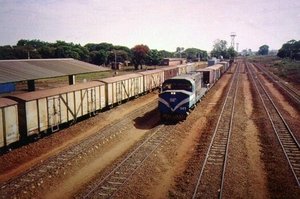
162;78;194;92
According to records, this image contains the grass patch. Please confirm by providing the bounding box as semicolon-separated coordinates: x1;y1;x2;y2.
246;55;300;88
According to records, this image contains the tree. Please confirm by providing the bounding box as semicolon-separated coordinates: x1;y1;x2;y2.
107;50;129;67
277;40;300;59
131;44;150;70
0;45;16;59
51;41;90;60
38;46;55;58
159;50;174;58
183;48;207;62
211;39;228;58
85;43;131;65
145;49;163;65
110;46;131;64
258;45;269;55
90;50;108;65
227;47;237;58
175;47;185;58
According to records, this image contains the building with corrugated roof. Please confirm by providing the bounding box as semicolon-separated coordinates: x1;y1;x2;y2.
0;58;110;93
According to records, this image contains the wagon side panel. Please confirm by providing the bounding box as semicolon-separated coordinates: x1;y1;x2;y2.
67;92;75;122
94;86;100;111
59;93;68;124
81;89;88;116
3;105;19;146
38;98;48;132
46;96;61;132
106;83;114;106
100;84;106;109
138;76;144;94
26;101;39;136
76;90;84;117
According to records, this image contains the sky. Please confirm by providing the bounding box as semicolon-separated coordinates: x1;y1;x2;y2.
0;0;299;52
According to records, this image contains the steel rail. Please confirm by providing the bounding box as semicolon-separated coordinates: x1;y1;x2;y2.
253;62;300;103
81;123;177;198
193;61;241;198
0;100;158;198
246;62;300;187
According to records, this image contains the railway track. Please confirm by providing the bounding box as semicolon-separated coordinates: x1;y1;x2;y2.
246;62;300;187
0;100;158;198
253;62;300;104
192;61;241;198
76;123;177;198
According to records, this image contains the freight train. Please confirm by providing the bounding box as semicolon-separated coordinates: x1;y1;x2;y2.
0;63;196;152
158;61;230;120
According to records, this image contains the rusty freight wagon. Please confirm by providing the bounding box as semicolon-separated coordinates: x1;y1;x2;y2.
160;66;179;81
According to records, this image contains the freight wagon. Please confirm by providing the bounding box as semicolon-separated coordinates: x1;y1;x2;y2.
138;69;164;92
99;73;144;107
0;98;19;149
208;64;223;83
195;67;215;88
0;62;198;152
7;81;106;140
160;66;179;80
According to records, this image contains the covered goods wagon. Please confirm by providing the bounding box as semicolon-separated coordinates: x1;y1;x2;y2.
0;98;19;148
138;69;164;92
160;66;179;81
7;81;106;137
196;68;215;87
99;73;144;106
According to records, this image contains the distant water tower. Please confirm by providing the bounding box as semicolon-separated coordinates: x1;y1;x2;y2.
230;32;236;48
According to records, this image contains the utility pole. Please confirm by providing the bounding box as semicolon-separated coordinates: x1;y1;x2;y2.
110;50;118;69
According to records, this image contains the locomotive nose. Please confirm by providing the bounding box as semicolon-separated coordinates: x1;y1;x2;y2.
158;91;190;114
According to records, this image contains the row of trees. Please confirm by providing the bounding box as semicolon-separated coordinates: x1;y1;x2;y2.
277;40;300;60
210;40;236;59
0;39;209;69
254;40;300;59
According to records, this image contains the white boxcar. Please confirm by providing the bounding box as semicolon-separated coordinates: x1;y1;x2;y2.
186;63;195;73
177;64;188;75
100;73;144;106
195;67;215;86
0;98;19;148
219;61;229;72
209;64;223;82
9;81;106;136
138;69;164;92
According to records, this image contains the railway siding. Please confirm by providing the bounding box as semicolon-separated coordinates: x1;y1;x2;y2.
247;62;300;187
0;100;157;198
193;61;241;198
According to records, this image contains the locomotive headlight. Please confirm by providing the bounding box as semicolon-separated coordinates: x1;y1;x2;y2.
171;91;176;95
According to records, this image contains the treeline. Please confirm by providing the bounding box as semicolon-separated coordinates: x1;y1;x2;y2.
277;40;300;60
0;39;208;69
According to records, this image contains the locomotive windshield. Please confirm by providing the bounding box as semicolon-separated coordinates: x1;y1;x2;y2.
162;79;192;92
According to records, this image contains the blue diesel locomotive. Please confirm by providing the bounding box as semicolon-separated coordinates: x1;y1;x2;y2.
158;72;207;120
